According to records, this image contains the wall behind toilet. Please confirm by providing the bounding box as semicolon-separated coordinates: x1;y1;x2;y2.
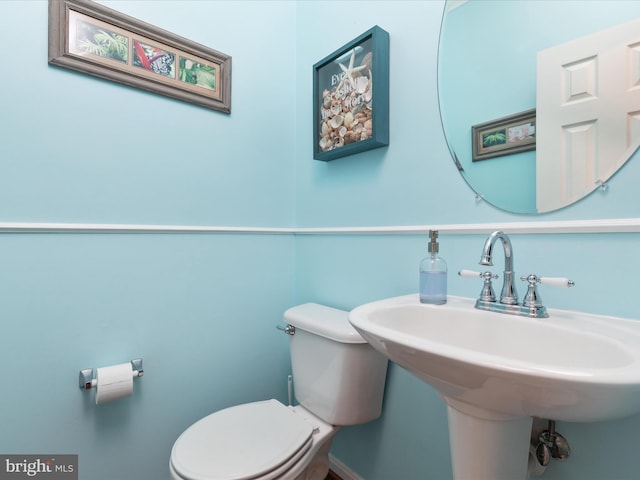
0;2;296;479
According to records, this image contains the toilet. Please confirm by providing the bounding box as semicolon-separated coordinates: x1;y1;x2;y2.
170;302;388;480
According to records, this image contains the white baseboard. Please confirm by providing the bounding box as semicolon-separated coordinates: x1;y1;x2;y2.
329;455;362;480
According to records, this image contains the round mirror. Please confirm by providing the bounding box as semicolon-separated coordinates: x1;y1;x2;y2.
438;0;640;214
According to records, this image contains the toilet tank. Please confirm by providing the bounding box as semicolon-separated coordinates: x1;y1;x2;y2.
284;303;388;426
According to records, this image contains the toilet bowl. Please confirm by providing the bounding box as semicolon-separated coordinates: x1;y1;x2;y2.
169;303;388;480
170;400;338;480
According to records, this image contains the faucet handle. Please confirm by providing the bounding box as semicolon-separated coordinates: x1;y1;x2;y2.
459;269;499;302
520;274;575;289
520;274;575;310
459;269;497;279
520;274;544;309
538;277;575;288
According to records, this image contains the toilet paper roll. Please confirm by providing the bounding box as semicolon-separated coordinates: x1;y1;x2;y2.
95;363;133;405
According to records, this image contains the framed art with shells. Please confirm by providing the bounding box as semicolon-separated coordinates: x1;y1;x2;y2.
48;0;231;113
313;26;389;161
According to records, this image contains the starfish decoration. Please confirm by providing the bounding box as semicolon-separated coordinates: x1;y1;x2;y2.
338;49;367;90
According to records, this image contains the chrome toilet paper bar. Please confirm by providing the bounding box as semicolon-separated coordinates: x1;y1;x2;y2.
78;358;144;390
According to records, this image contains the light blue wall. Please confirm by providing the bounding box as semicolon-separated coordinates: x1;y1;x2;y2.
2;1;640;479
295;1;640;479
0;2;296;479
1;0;296;226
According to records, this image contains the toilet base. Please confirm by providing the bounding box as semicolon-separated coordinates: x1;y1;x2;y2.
291;434;334;480
286;405;340;480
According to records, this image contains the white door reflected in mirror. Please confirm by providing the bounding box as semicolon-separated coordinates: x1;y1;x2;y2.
536;17;640;212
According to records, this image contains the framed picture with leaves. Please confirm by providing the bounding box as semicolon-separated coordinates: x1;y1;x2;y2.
472;109;536;161
48;0;231;113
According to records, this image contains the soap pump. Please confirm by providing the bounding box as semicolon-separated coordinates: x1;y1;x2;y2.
419;230;448;304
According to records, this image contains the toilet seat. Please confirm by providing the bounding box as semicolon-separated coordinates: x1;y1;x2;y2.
170;399;314;480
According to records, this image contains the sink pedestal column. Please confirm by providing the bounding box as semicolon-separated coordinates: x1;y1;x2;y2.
445;399;532;480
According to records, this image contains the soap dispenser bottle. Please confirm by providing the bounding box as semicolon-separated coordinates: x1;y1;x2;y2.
420;230;447;304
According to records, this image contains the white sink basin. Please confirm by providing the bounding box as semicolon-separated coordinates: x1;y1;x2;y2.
349;294;640;422
350;294;640;479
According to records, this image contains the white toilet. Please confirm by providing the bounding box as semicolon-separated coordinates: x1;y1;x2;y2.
170;302;388;480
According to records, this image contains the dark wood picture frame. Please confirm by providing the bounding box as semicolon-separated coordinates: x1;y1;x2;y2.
48;0;231;113
472;109;536;161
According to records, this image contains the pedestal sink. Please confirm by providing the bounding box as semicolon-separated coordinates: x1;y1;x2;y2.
348;294;640;479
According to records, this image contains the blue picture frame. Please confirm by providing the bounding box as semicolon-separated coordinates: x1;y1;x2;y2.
313;26;389;161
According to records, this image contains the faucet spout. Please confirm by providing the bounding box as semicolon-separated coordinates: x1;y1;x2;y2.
480;231;518;305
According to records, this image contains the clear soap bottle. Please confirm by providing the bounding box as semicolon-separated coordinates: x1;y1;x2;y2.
419;230;447;304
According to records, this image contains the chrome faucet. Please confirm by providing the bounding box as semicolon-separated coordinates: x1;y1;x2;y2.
458;230;576;318
479;231;518;305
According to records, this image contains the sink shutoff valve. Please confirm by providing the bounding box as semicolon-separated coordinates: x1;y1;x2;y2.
535;420;571;467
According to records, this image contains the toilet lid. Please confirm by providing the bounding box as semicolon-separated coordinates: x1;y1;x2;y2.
171;399;314;480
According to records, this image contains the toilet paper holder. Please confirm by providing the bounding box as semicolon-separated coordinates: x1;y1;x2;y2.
79;358;144;390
